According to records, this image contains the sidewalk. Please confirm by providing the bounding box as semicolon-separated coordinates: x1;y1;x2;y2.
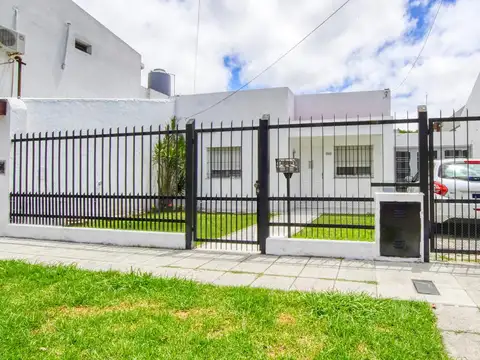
1;237;479;359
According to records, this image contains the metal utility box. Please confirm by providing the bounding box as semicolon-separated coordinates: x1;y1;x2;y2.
380;202;421;257
375;193;423;260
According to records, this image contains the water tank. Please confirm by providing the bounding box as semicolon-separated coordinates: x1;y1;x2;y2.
148;69;171;97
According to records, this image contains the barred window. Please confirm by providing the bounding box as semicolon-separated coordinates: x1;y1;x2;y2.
444;149;469;159
334;145;373;177
396;151;411;182
208;147;242;178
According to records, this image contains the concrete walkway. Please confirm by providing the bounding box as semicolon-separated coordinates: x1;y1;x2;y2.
1;237;479;359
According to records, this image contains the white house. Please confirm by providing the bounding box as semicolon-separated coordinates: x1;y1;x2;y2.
0;0;165;99
394;72;480;182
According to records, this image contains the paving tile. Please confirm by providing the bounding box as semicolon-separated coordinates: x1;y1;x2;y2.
425;286;476;307
299;265;339;280
375;270;414;285
0;252;35;260
340;260;375;269
442;331;480;360
186;270;225;284
170;257;212;269
264;264;305;277
251;275;295;291
231;261;273;274
148;267;193;279
334;280;377;297
275;256;310;265
307;258;342;267
199;260;241;271
467;267;480;276
377;283;427;302
216;253;250;261
145;256;182;267
291;278;334;292
467;290;480;307
435;305;480;333
337;268;376;282
170;251;194;258
213;273;258;287
375;261;414;271
411;273;463;290
454;275;480;290
246;255;278;263
75;260;114;271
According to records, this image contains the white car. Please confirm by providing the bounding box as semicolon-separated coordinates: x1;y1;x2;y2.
409;159;480;224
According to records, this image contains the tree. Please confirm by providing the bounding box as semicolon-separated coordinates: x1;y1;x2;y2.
152;117;186;210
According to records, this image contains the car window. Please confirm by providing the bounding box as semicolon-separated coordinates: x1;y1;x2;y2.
439;163;480;181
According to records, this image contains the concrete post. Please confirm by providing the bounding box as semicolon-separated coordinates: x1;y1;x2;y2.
0;98;26;236
0;100;11;235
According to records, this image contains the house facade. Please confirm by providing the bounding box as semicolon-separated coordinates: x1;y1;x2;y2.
0;0;164;99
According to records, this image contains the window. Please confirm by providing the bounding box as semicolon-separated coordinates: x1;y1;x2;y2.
75;39;92;54
396;151;411;181
444;149;469;159
334;145;372;177
208;147;242;178
440;163;480;181
416;150;437;174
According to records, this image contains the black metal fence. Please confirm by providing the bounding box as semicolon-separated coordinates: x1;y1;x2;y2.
9;110;480;262
428;113;480;262
10;125;187;232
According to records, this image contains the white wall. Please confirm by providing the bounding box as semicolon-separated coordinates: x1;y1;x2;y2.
8;99;176;223
294;89;391;120
177;88;292;208
0;0;143;98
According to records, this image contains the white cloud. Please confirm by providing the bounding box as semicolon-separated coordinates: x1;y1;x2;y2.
73;0;480;116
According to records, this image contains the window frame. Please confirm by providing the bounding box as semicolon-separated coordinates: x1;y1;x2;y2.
75;39;92;55
334;145;373;178
207;146;242;179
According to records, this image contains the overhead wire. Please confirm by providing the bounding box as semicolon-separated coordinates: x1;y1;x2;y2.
397;0;443;89
184;0;354;120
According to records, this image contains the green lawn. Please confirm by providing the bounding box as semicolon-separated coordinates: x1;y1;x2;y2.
0;261;448;360
294;214;375;242
80;212;257;239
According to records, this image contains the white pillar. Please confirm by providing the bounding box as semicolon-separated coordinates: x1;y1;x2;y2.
0;98;26;236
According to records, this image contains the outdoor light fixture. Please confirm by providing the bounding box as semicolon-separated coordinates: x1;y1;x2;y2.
276;155;300;237
261;114;270;121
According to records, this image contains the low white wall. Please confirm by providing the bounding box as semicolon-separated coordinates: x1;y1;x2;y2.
266;237;376;260
3;225;186;249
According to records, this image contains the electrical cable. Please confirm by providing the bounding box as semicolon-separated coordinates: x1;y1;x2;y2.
185;0;353;119
397;0;443;89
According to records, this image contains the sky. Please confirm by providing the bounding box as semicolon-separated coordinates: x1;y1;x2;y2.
73;0;480;116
